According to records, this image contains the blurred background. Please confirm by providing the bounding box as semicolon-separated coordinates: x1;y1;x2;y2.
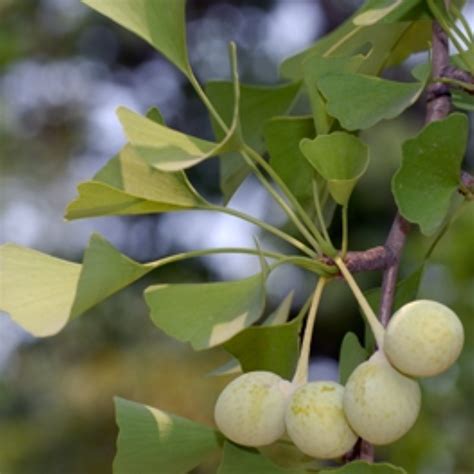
0;0;473;472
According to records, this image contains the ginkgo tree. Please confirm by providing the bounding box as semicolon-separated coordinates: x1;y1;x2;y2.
1;0;473;472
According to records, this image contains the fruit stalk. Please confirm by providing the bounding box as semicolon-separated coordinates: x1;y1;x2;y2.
292;278;327;386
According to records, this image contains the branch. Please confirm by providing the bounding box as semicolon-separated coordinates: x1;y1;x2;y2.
425;21;452;122
347;17;453;464
441;65;474;90
378;215;411;327
321;246;394;274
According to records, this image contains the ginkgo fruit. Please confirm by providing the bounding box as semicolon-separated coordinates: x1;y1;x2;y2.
214;371;294;447
343;351;421;445
285;381;357;459
384;299;464;378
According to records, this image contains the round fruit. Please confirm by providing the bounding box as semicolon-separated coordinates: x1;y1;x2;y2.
343;351;421;445
384;299;464;378
214;371;294;447
285;381;357;459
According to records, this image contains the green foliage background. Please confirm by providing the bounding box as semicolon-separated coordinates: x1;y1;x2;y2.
0;1;473;473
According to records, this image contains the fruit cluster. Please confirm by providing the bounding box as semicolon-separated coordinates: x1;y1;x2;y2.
214;300;464;459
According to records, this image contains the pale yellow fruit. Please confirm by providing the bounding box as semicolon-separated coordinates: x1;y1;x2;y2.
214;371;294;447
384;299;464;378
285;381;357;459
343;351;421;445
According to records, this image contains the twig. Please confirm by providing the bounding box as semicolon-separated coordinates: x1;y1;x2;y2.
378;215;411;327
349;16;454;463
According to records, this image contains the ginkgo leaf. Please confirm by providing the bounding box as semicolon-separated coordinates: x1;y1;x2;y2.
205;80;301;201
353;0;423;26
303;54;365;134
392;113;468;235
280;8;411;80
0;234;153;337
114;398;223;474
223;316;301;379
117;107;240;171
65;145;207;220
70;233;152;317
300;132;369;206
217;442;307;474
320;461;407;473
0;244;81;336
264;116;315;204
82;0;190;75
145;273;266;350
339;332;368;384
317;73;426;131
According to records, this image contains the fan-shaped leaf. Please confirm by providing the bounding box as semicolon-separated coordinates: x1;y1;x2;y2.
339;332;368;384
280;4;411;81
218;442;307;474
0;244;81;336
206;81;301;201
145;272;266;350
114;398;222;474
392;113;468;235
300;132;369;206
117;107;240;171
0;234;153;337
223;316;301;379
320;461;406;473
353;0;423;25
65;145;206;220
82;0;190;75
317;73;426;131
264;116;315;204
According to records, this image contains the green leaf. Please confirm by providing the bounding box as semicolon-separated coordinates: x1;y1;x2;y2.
339;332;369;384
65;145;206;220
384;20;431;68
223;316;301;379
145;273;266;350
258;439;313;471
82;0;190;75
317;73;426;131
217;442;307;474
206;81;301;201
280;1;413;80
70;233;151;317
300;132;369;206
263;291;294;326
353;0;423;25
206;81;301;152
453;89;474;111
117;107;240;171
0;244;81;336
320;460;406;473
114;398;222;474
392;113;468;235
264;116;315;205
209;293;293;377
365;266;425;352
146;106;165;124
0;234;158;337
303;54;366;134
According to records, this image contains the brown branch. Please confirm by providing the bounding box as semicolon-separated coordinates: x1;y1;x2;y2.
442;65;474;91
426;22;452;122
378;214;411;327
321;246;395;274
